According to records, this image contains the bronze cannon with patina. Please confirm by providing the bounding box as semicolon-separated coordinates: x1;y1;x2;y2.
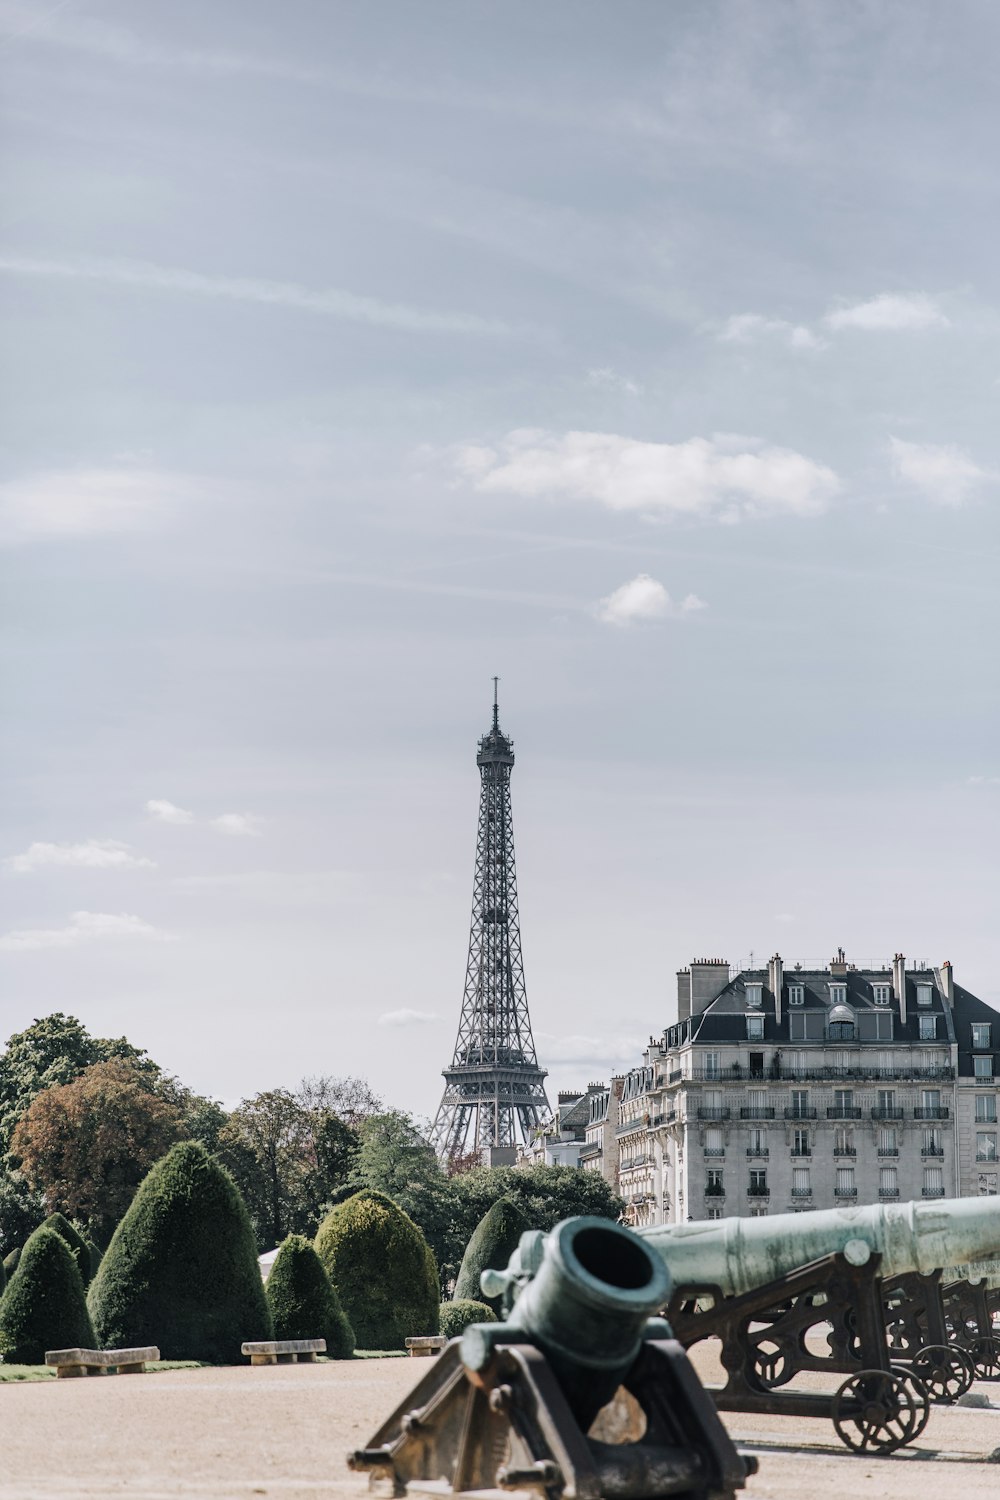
637;1194;1000;1448
349;1215;755;1500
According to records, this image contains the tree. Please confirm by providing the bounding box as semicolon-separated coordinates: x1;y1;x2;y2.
315;1190;438;1350
11;1059;187;1245
439;1299;496;1339
216;1090;315;1249
88;1140;271;1362
454;1198;529;1313
350;1111;458;1282
297;1075;382;1130
0;1225;95;1363
451;1165;624;1250
265;1234;354;1358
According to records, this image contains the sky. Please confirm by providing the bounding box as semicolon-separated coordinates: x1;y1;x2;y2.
1;1;999;1124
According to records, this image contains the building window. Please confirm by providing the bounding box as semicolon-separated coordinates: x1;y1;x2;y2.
706;1207;724;1219
975;1095;997;1123
877;1128;898;1156
916;984;933;1006
972;1023;992;1050
790;1089;810;1118
703;1052;721;1080
834;1126;854;1155
746;1014;764;1040
922;1128;942;1156
876;1088;896;1114
748;1169;768;1197
791;1127;810;1156
977;1133;998;1162
873;984;890;1005
978;1174;998;1198
745;984;763;1008
879;1166;899;1197
749;1206;769;1216
974;1056;994;1080
788;985;804;1006
706;1169;724;1196
747;1127;767;1156
830;984;847;1004
918;1016;937;1040
833;1089;855;1115
923;1166;944;1197
836;1167;857;1197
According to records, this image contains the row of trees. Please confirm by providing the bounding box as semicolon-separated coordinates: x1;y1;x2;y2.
0;1014;623;1279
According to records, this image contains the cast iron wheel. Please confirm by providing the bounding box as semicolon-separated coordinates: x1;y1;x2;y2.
970;1335;1000;1379
831;1368;928;1454
889;1366;932;1439
910;1345;973;1402
749;1337;793;1389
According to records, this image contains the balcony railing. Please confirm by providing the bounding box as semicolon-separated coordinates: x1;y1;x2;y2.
871;1107;904;1120
784;1107;818;1119
704;1185;725;1197
914;1106;950;1120
746;1148;770;1158
922;1186;946;1197
697;1107;731;1121
835;1187;858;1198
877;1147;899;1157
921;1146;944;1157
703;1147;725;1157
976;1153;999;1164
740;1107;776;1120
747;1185;770;1197
833;1146;857;1157
790;1148;812;1158
688;1064;955;1083
879;1188;901;1198
828;1106;863;1119
790;1187;812;1198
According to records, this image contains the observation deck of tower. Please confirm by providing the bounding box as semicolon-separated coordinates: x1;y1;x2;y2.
431;684;550;1159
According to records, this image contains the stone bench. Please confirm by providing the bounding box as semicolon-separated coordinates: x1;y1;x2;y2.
45;1346;159;1378
241;1338;326;1366
405;1336;448;1357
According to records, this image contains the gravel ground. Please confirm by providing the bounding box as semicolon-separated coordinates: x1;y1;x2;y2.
1;1348;999;1500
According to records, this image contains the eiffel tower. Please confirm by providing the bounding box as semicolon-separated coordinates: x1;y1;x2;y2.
431;684;550;1160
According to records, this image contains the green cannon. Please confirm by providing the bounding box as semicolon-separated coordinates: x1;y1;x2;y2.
349;1216;754;1500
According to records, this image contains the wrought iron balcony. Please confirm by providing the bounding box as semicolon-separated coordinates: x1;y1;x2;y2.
827;1106;862;1119
835;1186;858;1198
833;1146;857;1156
976;1153;999;1163
746;1148;770;1158
696;1107;731;1120
879;1188;900;1198
877;1148;899;1157
784;1107;818;1119
921;1146;944;1157
790;1148;812;1157
703;1147;725;1157
740;1107;776;1119
914;1106;949;1120
922;1186;946;1197
704;1184;725;1197
747;1185;770;1197
871;1107;904;1120
790;1187;812;1198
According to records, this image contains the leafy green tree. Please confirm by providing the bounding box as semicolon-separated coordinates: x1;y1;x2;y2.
265;1234;354;1357
315;1190;438;1350
0;1225;95;1363
454;1198;529;1312
350;1110;458;1277
0;1173;44;1261
12;1060;187;1244
451;1165;624;1249
89;1140;271;1362
439;1299;496;1338
216;1090;315;1249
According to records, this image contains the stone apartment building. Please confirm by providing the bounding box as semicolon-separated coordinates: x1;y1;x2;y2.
518;1085;606;1168
580;951;1000;1226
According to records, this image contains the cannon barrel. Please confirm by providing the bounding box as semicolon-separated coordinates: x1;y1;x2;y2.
638;1194;1000;1297
464;1215;671;1429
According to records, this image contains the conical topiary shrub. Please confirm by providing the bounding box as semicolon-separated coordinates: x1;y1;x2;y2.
0;1254;5;1298
3;1246;20;1280
439;1298;497;1339
88;1140;272;1362
266;1235;354;1358
84;1238;102;1281
0;1226;95;1363
454;1197;529;1314
41;1213;92;1285
315;1190;438;1350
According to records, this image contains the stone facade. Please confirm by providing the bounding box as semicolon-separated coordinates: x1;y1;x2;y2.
580;952;1000;1226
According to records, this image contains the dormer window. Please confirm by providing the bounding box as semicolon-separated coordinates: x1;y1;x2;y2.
916;984;933;1007
918;1015;937;1041
788;985;804;1006
873;985;890;1005
828;1003;855;1041
745;984;763;1009
830;984;847;1005
746;1014;764;1040
972;1023;992;1050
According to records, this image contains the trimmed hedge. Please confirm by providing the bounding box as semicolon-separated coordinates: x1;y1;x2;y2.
266;1235;354;1358
439;1299;497;1339
3;1246;20;1280
0;1226;95;1363
88;1140;272;1362
0;1254;5;1298
42;1213;92;1285
84;1238;102;1280
315;1190;438;1350
454;1197;529;1314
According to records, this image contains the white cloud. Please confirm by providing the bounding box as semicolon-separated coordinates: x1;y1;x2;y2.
587;366;644;395
889;436;992;506
595;574;707;627
717;313;825;351
453;429;838;521
825;293;949;332
0;910;170;953
0;467;196;544
536;1031;643;1067
0;254;518;339
377;1008;440;1027
146;799;195;825
967;776;1000;787
210;813;263;837
5;840;155;873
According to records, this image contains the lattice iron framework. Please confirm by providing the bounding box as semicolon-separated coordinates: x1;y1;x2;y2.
431;685;550;1158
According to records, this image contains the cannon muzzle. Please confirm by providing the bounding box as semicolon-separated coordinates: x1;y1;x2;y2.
464;1215;671;1428
639;1194;1000;1297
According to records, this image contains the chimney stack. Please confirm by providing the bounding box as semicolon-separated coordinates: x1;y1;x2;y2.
939;960;954;1006
677;968;692;1022
768;953;784;1025
893;953;907;1025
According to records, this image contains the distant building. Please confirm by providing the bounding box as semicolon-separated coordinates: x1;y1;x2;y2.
519;1085;607;1168
582;951;1000;1226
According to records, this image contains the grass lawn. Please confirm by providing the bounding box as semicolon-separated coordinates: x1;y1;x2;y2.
0;1360;205;1382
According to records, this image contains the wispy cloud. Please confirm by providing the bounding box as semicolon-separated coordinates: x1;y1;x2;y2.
378;1008;440;1028
0;910;171;953
889;436;993;506
146;799;195;825
0;466;195;544
210;813;262;837
451;429;839;521
5;840;155;873
967;775;1000;787
587;366;644;395
535;1030;643;1067
825;293;949;332
0;254;521;338
595;574;706;627
716;313;825;351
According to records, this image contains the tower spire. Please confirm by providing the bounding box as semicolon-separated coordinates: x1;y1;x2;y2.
431;692;550;1162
